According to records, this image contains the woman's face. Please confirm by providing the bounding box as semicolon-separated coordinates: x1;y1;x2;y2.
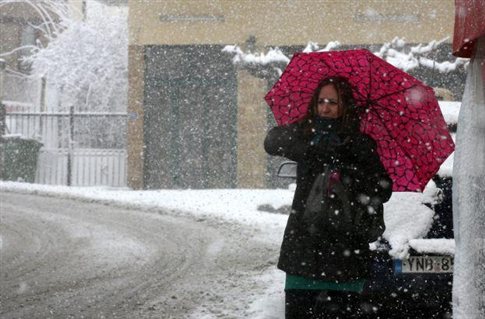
317;84;342;119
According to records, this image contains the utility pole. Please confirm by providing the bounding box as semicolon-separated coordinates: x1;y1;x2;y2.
67;105;74;186
0;59;6;138
0;58;6;178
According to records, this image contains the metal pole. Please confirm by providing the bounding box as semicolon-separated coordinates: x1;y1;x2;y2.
0;59;6;138
67;105;74;186
39;77;46;138
0;59;6;179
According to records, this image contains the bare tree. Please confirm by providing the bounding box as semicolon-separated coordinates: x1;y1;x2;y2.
1;0;127;114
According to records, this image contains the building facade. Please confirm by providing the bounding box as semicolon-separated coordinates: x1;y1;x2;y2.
127;0;457;190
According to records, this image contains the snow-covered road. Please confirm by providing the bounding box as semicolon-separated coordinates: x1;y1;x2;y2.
0;192;280;319
0;180;443;318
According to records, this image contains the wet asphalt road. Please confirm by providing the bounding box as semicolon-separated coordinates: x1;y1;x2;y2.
0;192;278;319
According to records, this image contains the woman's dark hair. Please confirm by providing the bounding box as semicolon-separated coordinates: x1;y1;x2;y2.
302;76;360;134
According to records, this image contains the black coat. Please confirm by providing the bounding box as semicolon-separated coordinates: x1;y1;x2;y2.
264;121;393;281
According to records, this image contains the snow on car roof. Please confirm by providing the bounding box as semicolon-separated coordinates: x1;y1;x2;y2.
382;180;443;258
436;101;460;177
409;238;455;255
383;103;458;257
439;101;461;125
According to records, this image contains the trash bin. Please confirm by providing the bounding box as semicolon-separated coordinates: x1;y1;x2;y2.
0;136;43;183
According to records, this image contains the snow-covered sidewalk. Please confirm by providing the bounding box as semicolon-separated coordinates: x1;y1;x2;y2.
0;180;441;258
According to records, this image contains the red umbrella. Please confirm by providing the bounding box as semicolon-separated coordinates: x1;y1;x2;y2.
264;49;455;192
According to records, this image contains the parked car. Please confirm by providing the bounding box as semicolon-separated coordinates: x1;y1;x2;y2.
274;101;459;318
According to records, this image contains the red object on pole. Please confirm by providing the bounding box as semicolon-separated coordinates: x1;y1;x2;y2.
452;0;485;58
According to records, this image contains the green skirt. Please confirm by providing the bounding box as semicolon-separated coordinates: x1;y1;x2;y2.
285;274;365;293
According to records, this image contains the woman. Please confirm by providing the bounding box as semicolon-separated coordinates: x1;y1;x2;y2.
264;76;393;318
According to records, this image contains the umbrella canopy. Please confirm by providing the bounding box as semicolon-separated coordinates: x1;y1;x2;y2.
264;49;455;192
453;0;485;58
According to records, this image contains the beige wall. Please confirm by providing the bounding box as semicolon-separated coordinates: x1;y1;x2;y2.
236;70;268;188
127;45;145;189
127;0;456;189
129;0;454;46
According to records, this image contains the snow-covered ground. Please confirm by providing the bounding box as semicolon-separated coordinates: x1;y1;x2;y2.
0;179;453;317
0;97;458;318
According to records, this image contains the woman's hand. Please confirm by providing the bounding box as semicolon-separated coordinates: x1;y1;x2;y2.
306;136;341;166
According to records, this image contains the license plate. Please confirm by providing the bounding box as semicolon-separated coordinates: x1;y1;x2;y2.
394;256;454;273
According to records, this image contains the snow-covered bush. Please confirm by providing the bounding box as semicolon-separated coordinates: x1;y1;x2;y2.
11;0;128;113
224;37;468;99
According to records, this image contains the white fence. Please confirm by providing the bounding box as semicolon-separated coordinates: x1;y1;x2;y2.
37;148;127;187
5;112;128;187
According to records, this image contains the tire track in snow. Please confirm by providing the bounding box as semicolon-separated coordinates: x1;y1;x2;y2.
0;192;279;318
